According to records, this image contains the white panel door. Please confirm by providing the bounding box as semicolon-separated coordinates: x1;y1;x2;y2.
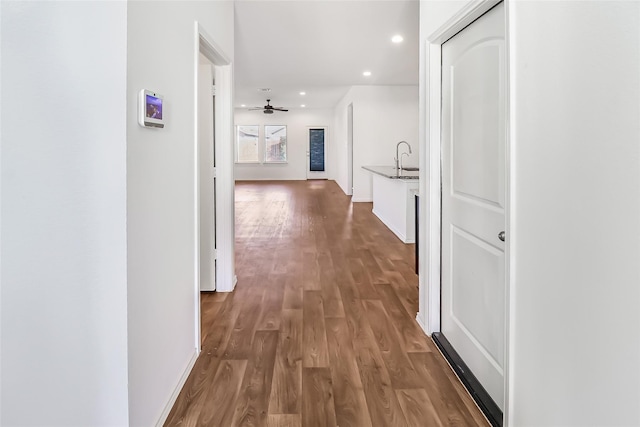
441;2;506;409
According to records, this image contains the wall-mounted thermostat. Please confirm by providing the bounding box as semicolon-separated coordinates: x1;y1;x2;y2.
138;89;165;128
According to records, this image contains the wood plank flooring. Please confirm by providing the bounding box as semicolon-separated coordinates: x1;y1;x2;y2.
165;180;488;427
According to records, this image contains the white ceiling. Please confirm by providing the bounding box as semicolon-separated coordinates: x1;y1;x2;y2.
234;0;420;110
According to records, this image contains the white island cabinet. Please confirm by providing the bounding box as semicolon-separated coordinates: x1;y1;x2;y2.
363;166;419;243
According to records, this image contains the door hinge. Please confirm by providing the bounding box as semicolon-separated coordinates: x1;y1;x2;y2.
212;167;217;178
211;85;217;96
213;249;217;260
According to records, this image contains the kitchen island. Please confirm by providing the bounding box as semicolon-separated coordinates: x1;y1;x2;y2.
363;166;419;243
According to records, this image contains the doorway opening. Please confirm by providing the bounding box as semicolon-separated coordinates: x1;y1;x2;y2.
198;54;216;294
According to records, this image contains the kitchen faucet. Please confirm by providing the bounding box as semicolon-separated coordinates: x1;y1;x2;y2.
395;141;412;176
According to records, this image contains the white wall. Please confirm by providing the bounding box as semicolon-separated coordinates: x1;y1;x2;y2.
333;86;419;202
126;2;234;426
1;2;4;422
1;2;129;425
508;1;640;425
419;1;640;425
234;108;334;181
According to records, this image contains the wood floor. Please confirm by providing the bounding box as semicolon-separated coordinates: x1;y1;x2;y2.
165;180;488;427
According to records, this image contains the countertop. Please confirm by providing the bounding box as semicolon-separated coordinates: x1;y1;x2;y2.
362;165;419;180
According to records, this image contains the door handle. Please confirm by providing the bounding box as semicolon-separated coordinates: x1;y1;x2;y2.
498;231;505;242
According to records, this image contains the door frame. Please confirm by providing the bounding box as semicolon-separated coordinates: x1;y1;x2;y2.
421;0;514;423
347;103;354;195
193;22;236;352
306;126;329;180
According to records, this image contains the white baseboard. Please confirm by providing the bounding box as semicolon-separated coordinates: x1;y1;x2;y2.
416;312;431;336
216;273;237;292
371;208;414;243
351;197;373;203
155;349;199;426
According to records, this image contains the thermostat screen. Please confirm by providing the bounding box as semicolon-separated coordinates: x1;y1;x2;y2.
145;94;163;119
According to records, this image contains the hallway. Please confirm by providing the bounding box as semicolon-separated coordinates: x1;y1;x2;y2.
165;180;487;426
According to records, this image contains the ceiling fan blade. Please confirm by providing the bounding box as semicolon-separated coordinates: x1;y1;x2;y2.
248;100;289;112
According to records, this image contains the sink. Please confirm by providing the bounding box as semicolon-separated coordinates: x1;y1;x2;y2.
402;167;419;171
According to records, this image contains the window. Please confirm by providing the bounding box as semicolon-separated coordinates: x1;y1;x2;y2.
236;125;259;163
264;125;287;163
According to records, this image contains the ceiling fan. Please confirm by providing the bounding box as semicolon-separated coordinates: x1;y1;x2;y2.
249;99;288;114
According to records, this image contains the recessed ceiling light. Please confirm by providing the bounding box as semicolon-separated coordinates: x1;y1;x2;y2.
301;104;306;108
258;88;271;93
392;35;404;43
363;71;372;77
240;104;246;107
299;91;306;96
